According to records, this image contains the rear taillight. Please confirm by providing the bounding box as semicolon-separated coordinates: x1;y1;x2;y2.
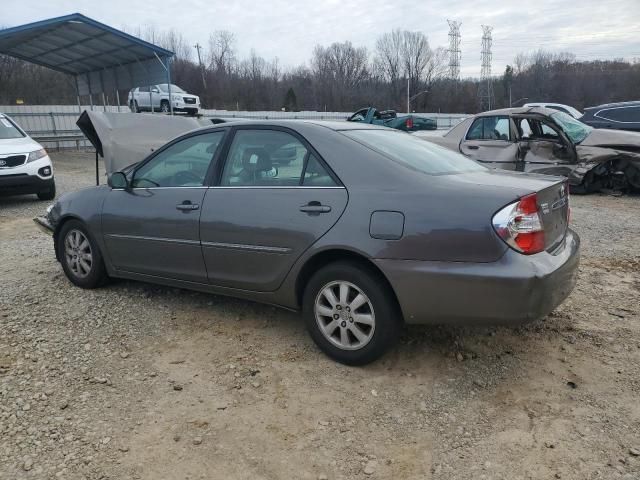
492;193;545;255
406;117;413;129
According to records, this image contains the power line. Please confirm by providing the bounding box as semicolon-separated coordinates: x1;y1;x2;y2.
447;19;462;81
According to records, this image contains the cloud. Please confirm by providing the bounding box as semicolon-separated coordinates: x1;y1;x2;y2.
3;0;640;77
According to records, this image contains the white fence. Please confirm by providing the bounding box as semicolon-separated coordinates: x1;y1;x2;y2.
0;105;468;149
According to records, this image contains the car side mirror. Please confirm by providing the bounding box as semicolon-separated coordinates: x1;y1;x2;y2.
108;171;129;189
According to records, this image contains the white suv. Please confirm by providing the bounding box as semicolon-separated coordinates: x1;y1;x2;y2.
128;84;200;115
0;113;55;200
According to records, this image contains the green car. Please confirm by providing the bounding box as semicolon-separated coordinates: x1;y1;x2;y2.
347;107;437;131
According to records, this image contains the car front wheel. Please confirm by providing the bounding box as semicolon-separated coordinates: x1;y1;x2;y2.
58;220;107;289
303;262;401;365
37;181;56;200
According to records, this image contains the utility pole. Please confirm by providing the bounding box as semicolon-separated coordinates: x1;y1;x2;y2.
447;20;462;81
194;43;207;90
407;78;410;113
478;25;494;111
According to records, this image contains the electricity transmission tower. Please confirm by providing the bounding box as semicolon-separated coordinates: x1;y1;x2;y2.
478;25;493;110
447;20;462;81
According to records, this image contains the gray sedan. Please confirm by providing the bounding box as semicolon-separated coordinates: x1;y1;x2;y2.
35;121;580;365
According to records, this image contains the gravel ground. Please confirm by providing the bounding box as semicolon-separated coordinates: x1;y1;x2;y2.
1;151;639;480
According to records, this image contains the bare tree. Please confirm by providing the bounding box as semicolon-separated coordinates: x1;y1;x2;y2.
375;29;403;83
207;31;236;74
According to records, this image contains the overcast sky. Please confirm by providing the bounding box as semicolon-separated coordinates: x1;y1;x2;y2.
3;0;640;77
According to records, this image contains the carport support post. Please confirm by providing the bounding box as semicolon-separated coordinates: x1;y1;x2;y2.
166;56;174;115
74;76;82;113
95;151;99;186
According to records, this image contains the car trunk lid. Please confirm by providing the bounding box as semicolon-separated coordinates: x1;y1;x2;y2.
535;180;570;251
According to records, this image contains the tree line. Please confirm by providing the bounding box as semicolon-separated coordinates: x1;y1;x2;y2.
1;25;639;113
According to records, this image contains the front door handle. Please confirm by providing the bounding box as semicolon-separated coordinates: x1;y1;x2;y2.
467;145;479;150
176;201;199;211
300;201;331;214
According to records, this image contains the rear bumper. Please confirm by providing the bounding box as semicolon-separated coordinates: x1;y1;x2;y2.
375;229;580;326
0;173;54;195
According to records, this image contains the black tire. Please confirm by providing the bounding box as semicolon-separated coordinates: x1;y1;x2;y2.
302;261;401;365
37;181;56;200
57;220;107;289
160;100;170;113
133;101;140;113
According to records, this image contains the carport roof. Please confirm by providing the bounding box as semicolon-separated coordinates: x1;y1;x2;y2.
0;13;173;76
0;13;174;96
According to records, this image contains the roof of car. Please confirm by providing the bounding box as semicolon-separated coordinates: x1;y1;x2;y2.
200;119;391;132
584;100;640;111
474;106;555;117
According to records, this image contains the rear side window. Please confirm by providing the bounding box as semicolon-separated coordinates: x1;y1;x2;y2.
221;129;336;186
138;86;149;93
0;116;25;139
597;107;640;122
343;129;485;175
466;116;510;141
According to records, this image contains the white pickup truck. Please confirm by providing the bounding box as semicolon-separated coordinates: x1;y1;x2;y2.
128;84;200;115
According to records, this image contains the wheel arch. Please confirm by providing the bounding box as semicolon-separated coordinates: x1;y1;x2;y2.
294;248;404;323
53;215;87;261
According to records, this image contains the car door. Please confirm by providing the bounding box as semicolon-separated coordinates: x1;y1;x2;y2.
513;115;576;176
136;86;150;109
101;130;227;283
200;127;348;292
150;85;162;111
459;115;519;170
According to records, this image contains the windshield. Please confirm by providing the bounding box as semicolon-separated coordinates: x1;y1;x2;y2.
158;84;185;93
343;129;486;175
551;111;592;144
0;115;25;139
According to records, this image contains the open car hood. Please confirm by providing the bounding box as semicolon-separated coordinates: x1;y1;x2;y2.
76;111;212;174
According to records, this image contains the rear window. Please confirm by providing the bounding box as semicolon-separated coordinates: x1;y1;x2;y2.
0;115;25;139
343;129;485;175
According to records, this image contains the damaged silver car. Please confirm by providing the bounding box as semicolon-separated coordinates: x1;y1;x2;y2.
423;107;640;194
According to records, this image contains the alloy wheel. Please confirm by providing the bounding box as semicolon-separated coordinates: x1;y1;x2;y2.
64;229;93;279
314;280;376;351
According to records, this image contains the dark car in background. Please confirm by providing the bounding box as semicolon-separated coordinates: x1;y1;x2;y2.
580;101;640;132
348;107;438;131
35;121;579;365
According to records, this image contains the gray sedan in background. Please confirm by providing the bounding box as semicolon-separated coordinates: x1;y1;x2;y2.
35;121;579;365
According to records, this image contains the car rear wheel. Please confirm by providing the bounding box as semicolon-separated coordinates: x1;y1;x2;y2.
303;262;400;365
58;220;107;289
37;181;56;200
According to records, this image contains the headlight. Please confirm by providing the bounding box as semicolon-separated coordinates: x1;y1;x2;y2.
46;204;54;215
172;94;181;101
28;148;47;163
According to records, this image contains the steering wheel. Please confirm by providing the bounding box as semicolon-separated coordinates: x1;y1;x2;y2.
173;170;202;186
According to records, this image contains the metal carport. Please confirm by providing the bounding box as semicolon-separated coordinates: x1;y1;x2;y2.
0;12;176;183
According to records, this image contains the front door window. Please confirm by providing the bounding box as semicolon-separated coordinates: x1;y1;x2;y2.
133;132;225;188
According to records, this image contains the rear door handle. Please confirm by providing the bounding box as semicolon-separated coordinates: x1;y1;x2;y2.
176;201;199;211
300;202;331;214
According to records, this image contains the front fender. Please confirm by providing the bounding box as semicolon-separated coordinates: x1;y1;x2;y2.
48;186;110;259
